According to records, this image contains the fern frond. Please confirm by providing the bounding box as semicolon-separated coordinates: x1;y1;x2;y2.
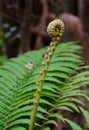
0;41;89;130
65;118;83;130
10;126;26;130
80;107;89;128
43;127;50;130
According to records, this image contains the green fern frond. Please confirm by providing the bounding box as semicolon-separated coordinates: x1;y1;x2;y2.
80;107;89;128
43;127;50;130
65;118;83;130
10;126;26;130
0;40;89;130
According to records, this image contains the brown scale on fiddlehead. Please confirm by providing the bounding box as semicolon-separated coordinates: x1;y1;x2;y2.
29;19;65;130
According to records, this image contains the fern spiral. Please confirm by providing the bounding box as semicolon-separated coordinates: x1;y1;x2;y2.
29;19;65;130
47;19;64;42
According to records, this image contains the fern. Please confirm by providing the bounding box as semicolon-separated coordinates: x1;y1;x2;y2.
65;118;83;130
0;19;89;130
80;107;89;128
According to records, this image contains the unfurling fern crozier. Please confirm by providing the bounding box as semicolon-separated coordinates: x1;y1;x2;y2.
29;19;65;130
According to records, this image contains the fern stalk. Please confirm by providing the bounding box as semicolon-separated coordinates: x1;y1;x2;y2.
29;19;65;130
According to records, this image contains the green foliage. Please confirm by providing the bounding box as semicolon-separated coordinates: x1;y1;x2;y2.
0;42;89;130
80;107;89;128
0;54;7;65
3;22;21;47
0;25;7;65
65;118;83;130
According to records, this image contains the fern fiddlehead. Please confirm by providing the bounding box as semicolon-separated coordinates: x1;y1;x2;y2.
29;19;65;130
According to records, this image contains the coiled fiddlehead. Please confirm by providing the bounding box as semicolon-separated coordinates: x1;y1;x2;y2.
29;19;65;130
47;19;64;42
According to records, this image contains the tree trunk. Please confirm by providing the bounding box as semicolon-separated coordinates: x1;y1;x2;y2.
0;0;3;31
78;0;84;18
0;0;4;51
18;0;32;54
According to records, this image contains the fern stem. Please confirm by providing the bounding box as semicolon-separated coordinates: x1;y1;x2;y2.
29;19;65;130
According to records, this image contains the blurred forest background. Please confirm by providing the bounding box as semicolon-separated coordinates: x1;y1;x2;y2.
0;0;89;130
0;0;89;65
